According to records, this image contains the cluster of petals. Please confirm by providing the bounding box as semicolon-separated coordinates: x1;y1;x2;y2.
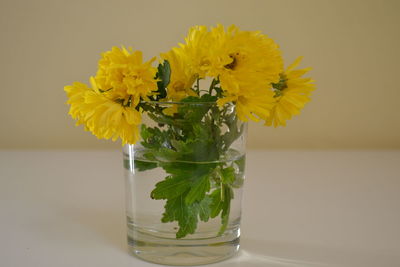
65;47;157;145
64;25;315;144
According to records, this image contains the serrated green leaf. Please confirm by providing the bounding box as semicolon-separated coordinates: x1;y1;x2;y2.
154;60;170;100
147;112;177;127
150;175;191;200
133;159;157;171
176;204;198;238
221;167;235;184
222;112;245;151
218;186;233;235
185;174;210;205
210;188;224;218
140;124;151;140
198;196;212;222
161;196;179;223
161;195;198;239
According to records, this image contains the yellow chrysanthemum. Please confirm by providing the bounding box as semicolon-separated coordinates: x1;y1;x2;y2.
178;25;283;90
65;47;158;144
64;79;142;145
160;47;197;102
207;25;283;94
265;57;315;127
95;46;158;106
64;81;89;126
217;86;275;122
178;25;212;79
176;24;283;122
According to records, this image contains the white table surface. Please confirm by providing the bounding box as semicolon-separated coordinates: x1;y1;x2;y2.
0;150;399;267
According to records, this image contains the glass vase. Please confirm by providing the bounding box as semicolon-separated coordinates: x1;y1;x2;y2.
123;101;247;265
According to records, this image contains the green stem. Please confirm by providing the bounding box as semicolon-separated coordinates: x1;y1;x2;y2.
196;78;200;95
209;79;217;95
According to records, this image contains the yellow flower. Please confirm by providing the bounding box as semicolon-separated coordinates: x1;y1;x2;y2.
64;46;158;144
64;78;142;145
64;81;89;126
95;46;158;106
265;57;315;127
160;47;197;102
207;25;283;94
178;25;283;90
178;25;212;78
176;24;283;122
217;86;275;122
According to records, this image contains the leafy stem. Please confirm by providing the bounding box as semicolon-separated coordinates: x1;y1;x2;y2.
136;94;245;239
135;61;244;239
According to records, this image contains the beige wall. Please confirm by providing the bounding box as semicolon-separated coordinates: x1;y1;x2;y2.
0;0;399;149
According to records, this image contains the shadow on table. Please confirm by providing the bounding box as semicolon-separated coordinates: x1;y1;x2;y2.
215;238;336;267
217;238;398;267
65;207;396;267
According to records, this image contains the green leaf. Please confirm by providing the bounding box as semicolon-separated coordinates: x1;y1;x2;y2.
151;175;191;200
178;95;217;123
180;94;217;103
208;186;234;235
221;167;235;184
154;60;170;100
221;111;244;151
160;161;215;177
124;157;158;172
161;195;199;239
152;160;216;238
176;206;198;238
133;159;158;172
198;196;212;222
147;112;180;127
140;124;150;140
185;174;210;205
166;133;219;162
218;186;233;235
210;188;224;218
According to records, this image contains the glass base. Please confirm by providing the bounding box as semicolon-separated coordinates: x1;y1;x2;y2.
127;228;240;266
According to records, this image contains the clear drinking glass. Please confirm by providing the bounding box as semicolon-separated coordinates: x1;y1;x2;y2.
123;101;247;265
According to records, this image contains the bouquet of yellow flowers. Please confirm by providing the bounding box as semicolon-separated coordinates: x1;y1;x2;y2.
65;25;314;145
64;25;314;241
